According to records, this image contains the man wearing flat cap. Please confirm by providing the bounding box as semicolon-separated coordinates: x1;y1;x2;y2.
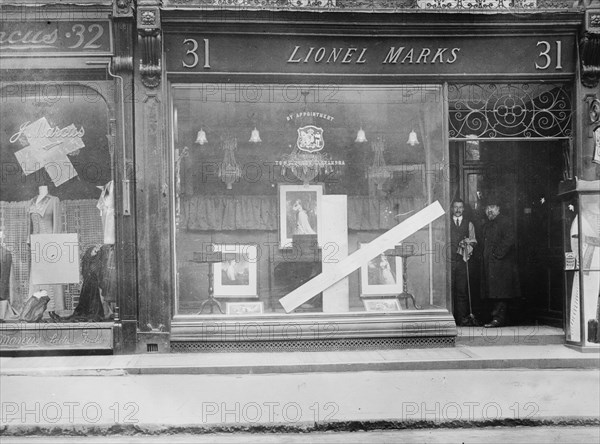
481;196;519;327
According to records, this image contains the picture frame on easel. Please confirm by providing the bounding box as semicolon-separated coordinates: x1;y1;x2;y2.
212;244;258;298
278;184;323;249
358;243;403;297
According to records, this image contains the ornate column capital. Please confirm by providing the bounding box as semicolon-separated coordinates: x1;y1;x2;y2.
114;0;134;18
580;8;600;87
136;1;162;88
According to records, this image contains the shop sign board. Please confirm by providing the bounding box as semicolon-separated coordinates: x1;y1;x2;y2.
0;20;112;56
165;33;575;76
0;324;113;350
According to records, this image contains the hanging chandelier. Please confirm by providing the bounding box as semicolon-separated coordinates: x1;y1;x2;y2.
219;135;242;190
355;127;368;143
249;127;262;143
195;128;208;145
407;129;419;146
367;137;391;191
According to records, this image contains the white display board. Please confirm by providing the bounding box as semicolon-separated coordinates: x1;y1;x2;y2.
322;195;349;313
29;233;80;285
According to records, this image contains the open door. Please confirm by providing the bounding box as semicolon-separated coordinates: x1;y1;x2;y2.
450;140;565;326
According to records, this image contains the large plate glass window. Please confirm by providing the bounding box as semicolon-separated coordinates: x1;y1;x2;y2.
0;83;116;324
172;84;448;317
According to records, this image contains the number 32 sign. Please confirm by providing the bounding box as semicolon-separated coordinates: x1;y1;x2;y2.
0;21;111;55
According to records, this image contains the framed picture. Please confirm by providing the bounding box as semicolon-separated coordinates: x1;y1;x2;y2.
359;243;403;297
226;302;264;315
464;138;481;163
278;184;323;248
212;244;258;298
363;298;402;312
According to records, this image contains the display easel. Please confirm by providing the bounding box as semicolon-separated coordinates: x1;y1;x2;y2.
190;251;237;314
392;244;423;310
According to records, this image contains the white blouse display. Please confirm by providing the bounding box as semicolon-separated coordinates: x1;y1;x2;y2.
97;181;115;245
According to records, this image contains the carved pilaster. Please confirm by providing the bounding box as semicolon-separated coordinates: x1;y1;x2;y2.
112;3;134;76
137;2;162;88
134;89;172;333
580;9;600;88
109;0;137;354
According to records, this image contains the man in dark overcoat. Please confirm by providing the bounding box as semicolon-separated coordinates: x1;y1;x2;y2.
481;198;519;327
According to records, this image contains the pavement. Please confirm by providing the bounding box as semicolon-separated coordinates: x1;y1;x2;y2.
1;339;598;376
2;367;599;429
1;339;599;435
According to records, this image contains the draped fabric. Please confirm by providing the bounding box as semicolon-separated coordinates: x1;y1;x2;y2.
180;196;276;231
346;196;425;230
71;245;104;322
0;199;103;311
180;195;425;232
0;245;13;301
0;201;31;309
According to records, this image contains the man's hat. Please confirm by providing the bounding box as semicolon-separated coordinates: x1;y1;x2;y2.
483;193;503;208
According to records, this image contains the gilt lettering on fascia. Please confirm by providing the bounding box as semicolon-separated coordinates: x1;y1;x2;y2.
286;45;461;65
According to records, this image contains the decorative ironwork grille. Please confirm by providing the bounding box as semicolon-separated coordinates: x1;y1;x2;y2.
171;336;455;352
448;83;573;139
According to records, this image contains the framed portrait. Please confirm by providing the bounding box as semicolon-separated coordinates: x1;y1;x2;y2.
359;243;403;297
278;184;323;248
226;302;264;315
363;298;402;312
212;244;258;298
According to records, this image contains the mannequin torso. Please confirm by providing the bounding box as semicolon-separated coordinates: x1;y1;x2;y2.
35;186;48;205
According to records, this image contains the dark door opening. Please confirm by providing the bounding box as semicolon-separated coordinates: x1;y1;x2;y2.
450;140;565;327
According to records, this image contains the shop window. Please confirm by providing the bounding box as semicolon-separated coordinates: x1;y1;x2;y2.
172;84;448;316
564;192;600;346
0;83;116;323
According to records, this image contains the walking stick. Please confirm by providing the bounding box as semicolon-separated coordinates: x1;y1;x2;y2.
462;239;479;326
465;258;475;322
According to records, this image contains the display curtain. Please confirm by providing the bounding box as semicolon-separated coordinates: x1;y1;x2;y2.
180;195;425;231
0;199;103;311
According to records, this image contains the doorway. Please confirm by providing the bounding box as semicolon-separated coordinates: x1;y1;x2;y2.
450;140;566;326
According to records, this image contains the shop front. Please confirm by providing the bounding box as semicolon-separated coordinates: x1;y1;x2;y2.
0;0;137;353
2;1;599;355
131;2;597;352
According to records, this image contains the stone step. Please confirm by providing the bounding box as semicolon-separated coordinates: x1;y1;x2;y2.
456;325;565;347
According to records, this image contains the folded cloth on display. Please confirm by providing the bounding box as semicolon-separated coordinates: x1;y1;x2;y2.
19;290;50;322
